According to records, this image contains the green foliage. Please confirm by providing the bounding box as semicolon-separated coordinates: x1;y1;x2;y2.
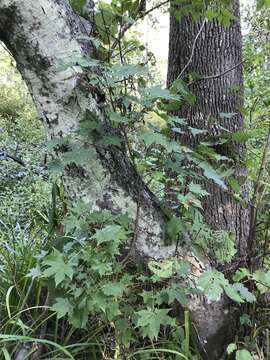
2;1;270;359
136;309;175;340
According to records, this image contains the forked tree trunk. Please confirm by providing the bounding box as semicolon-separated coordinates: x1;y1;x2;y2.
0;1;233;358
167;0;250;257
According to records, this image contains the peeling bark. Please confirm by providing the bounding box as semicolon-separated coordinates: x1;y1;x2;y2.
0;1;230;358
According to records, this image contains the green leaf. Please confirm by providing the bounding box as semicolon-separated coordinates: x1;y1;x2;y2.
70;0;86;14
198;270;243;303
101;135;122;147
166;217;185;240
62;148;94;165
199;162;227;189
140;131;167;148
219;112;236;119
95;5;118;44
148;260;174;280
198;270;224;301
240;314;251;326
188;183;209;196
102;282;126;298
136;308;174;340
188;127;207;137
223;284;243;303
42;249;74;286
257;0;267;10
253;270;270;294
233;268;250;282
227;343;237;355
52;298;74;319
143;85;180;101
106;302;121;321
111;64;146;79
93;225;127;245
214;231;236;263
232;283;256;303
231;130;258;143
236;349;253;360
162;284;188;306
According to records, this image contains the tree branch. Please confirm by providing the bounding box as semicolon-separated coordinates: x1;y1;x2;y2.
177;18;207;79
188;61;244;85
0;151;25;166
111;0;170;51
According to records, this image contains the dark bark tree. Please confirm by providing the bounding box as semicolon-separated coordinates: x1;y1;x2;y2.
167;0;250;257
0;0;244;358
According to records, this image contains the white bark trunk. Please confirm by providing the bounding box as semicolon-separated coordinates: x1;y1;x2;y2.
0;1;230;358
0;0;172;258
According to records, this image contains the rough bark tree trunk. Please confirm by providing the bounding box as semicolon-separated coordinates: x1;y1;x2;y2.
0;1;234;358
167;0;250;257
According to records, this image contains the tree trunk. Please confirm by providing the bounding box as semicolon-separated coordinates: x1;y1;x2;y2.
167;1;250;257
0;1;233;358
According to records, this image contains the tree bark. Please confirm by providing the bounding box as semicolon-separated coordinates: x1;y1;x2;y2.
167;0;250;257
0;0;173;259
0;1;232;358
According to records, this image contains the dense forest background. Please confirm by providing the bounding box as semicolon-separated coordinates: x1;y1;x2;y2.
0;0;270;359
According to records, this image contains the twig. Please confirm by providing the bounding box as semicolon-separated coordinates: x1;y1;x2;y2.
191;322;209;360
0;151;25;166
177;18;207;79
111;0;170;51
121;193;141;264
188;61;244;85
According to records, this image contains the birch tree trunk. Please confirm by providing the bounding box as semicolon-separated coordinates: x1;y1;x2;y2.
167;0;250;257
0;1;233;358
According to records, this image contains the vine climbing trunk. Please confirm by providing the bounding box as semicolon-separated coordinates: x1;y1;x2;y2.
0;0;235;359
167;0;250;257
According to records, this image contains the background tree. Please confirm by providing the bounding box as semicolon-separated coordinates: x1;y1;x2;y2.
167;0;250;257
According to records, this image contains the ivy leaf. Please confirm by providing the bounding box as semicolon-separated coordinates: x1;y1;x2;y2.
223;284;243;303
140;131;167;147
219;112;236;119
188;127;207;137
198;270;224;301
232;283;256;303
106;302;122;321
236;349;253;360
233;268;250;282
227;343;237;355
148;260;174;280
253;270;270;294
188;183;209;196
166;216;185;241
52;298;73;319
136;308;175;340
198;270;243;303
199;162;227;189
142;85;179;101
162;284;188;306
240;314;251;326
42;249;74;286
93;225;127;245
111;64;146;79
102;282;126;298
101;135;123;147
